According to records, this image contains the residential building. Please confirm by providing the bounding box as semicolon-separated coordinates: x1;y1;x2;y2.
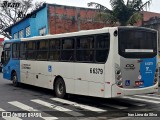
4;3;109;39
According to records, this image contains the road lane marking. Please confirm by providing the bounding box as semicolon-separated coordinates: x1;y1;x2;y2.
51;98;106;113
0;108;5;111
8;101;58;120
118;98;146;107
101;104;128;110
31;99;83;116
31;99;71;111
147;94;160;97
122;96;160;104
134;95;160;100
0;108;22;120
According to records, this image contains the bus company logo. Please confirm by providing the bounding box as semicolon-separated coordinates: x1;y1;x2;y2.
125;64;135;70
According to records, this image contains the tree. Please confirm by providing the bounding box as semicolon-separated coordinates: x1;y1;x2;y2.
88;0;152;26
0;0;44;39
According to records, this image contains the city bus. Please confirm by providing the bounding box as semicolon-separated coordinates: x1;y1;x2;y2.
1;26;159;98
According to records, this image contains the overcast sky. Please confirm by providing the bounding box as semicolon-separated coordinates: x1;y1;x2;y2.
42;0;159;13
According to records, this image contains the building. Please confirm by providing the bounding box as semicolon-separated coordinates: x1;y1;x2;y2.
5;3;160;39
4;3;109;39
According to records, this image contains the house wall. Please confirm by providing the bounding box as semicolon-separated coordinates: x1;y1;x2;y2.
48;5;109;34
30;6;48;36
11;6;48;38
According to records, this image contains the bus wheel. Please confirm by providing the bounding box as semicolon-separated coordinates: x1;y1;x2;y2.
54;78;66;98
12;72;19;87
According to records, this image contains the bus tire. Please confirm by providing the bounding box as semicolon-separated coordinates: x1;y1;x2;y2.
12;72;19;87
54;78;66;98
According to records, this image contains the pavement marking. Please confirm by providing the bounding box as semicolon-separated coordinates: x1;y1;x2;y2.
8;101;58;120
134;95;160;100
51;98;106;113
122;96;160;104
8;101;37;111
148;94;160;97
0;108;22;120
31;99;84;117
0;108;5;111
118;98;146;107
101;104;128;110
31;99;72;111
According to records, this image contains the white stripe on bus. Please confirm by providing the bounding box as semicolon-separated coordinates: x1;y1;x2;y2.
122;96;160;104
51;98;106;113
8;101;58;120
0;108;22;120
134;95;160;100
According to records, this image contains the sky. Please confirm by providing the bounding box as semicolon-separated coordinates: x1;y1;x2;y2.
41;0;160;13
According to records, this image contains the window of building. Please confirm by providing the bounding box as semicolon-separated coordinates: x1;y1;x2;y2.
19;30;24;38
39;27;46;36
14;33;18;39
26;26;30;37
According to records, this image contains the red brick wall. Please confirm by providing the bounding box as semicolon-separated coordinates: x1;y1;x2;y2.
135;11;160;26
48;5;109;34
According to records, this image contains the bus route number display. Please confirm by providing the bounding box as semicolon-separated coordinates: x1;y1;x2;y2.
90;68;103;74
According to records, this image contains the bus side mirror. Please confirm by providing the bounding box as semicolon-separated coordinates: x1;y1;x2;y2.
1;51;4;64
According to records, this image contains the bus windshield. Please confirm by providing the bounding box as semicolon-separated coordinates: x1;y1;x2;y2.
118;28;157;58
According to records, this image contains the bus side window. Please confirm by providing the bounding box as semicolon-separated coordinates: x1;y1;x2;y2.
61;38;74;61
20;42;27;59
37;40;48;60
76;36;94;62
12;43;19;59
49;39;60;61
96;34;110;62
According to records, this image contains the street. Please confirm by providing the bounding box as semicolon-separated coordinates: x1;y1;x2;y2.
0;73;160;120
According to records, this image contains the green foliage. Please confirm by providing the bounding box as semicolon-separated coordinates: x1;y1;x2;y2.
88;0;152;26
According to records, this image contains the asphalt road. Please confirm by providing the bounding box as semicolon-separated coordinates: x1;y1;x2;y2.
0;73;160;120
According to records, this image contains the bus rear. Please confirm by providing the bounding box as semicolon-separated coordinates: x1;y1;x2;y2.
112;27;158;97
